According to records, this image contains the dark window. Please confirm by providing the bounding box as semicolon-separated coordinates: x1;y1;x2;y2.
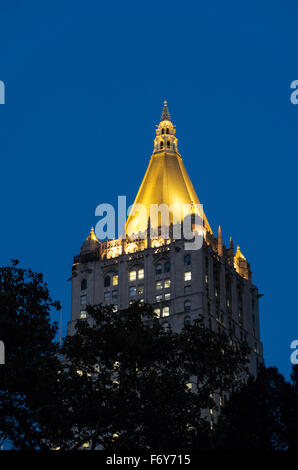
164;261;170;273
184;254;191;266
184;315;191;325
81;279;87;290
155;263;162;275
167;140;170;148
184;300;191;313
104;275;111;287
160;141;163;149
166;128;169;134
162;128;164;134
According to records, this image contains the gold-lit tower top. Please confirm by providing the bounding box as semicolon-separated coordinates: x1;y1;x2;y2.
154;100;178;153
126;101;212;236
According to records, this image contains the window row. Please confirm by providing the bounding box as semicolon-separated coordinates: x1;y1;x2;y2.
155;262;170;275
156;292;171;302
104;290;119;301
129;268;144;282
80;257;190;291
156;279;171;290
104;274;118;287
129;285;144;297
153;306;170;318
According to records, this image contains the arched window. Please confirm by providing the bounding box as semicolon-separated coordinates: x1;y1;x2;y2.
166;128;169;134
104;275;111;287
160;141;163;149
81;279;87;290
167;140;170;148
164;261;170;273
184;300;191;313
155;263;162;275
162;128;164;134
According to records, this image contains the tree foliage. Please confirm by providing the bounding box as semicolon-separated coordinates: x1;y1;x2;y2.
58;302;249;450
0;261;62;449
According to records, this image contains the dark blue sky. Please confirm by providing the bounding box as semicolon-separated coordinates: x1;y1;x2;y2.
0;0;297;378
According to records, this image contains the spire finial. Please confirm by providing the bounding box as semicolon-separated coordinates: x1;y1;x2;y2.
86;226;99;242
161;100;171;122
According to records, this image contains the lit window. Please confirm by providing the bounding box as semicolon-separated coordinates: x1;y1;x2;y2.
155;264;162;275
112;290;118;300
153;308;161;318
156;294;162;302
104;275;110;287
156;280;163;290
164;261;170;273
129;270;137;281
138;285;144;295
186;382;192;390
104;291;111;301
164;292;171;300
80;295;87;305
184;255;191;266
164;278;171;289
162;306;170;317
129;286;136;297
184;271;191;282
80;311;87;319
184;300;191;313
205;274;208;283
112;304;118;312
112;275;118;286
81;279;87;290
138;268;144;280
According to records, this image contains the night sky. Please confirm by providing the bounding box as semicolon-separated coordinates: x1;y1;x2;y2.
0;0;298;378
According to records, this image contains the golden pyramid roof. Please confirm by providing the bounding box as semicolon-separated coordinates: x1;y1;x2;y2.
235;245;246;260
126;101;212;237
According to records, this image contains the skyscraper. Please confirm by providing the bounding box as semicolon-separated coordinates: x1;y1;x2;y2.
69;101;263;376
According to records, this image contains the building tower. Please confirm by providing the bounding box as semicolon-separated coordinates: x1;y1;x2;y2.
69;101;263;376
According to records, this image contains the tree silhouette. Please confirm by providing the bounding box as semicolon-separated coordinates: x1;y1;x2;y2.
0;262;63;449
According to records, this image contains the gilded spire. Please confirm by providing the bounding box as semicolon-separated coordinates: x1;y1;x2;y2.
86;226;99;242
218;225;223;257
161;100;171;122
235;245;246;260
125;102;213;237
